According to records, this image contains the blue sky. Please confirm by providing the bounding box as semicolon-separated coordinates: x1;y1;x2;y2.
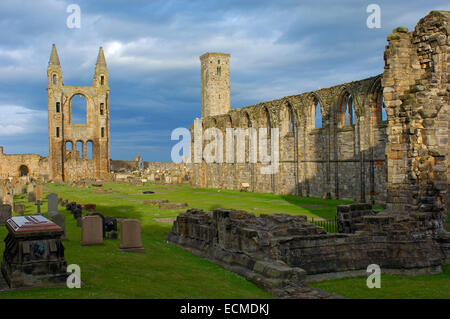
0;1;448;161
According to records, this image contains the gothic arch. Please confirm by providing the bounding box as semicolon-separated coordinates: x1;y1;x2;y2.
279;101;297;135
68;93;91;124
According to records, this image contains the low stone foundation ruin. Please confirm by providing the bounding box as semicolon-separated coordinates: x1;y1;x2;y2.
167;208;449;297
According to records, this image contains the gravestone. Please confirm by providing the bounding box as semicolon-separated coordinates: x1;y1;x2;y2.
35;185;43;201
1;215;67;289
28;191;36;203
118;219;145;253
0;204;12;225
52;214;67;240
47;193;59;219
13;203;25;216
27;184;35;194
81;215;103;246
13;184;23;196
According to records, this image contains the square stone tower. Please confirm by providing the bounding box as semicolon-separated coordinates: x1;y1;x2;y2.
200;53;230;118
47;44;111;182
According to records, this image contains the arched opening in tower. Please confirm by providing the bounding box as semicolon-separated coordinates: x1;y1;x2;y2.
70;94;88;123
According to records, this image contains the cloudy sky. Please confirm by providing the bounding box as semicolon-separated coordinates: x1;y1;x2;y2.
0;0;448;161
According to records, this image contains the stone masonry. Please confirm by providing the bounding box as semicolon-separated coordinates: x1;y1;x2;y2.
189;11;449;213
47;45;111;182
167;208;447;297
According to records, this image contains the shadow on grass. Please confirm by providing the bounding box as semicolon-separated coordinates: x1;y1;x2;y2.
280;194;353;219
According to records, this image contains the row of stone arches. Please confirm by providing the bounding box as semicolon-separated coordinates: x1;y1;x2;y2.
194;75;388;203
65;140;94;160
200;78;386;137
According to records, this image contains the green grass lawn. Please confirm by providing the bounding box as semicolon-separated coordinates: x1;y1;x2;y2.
0;182;448;299
310;264;450;299
0;182;349;299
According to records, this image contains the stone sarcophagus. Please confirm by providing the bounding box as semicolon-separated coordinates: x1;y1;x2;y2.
1;215;68;289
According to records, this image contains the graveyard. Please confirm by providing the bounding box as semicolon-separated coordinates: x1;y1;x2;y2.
0;181;448;299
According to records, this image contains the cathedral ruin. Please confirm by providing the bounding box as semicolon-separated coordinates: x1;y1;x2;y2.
188;10;449;214
0;11;448;215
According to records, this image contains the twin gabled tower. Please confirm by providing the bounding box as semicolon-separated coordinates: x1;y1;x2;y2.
47;44;111;181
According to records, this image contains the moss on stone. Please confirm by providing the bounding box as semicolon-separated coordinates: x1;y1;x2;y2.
387;34;401;41
394;26;409;33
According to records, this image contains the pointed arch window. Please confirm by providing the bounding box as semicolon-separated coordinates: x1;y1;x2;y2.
53;74;57;85
381;96;387;121
100;76;104;85
288;107;296;132
345;94;355;125
314;101;322;129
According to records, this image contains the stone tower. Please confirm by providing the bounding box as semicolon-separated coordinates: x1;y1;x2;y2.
200;52;230;118
47;44;111;181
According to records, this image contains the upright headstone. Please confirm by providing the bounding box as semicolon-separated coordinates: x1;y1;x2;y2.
81;215;103;246
118;219;145;253
47;193;59;219
52;214;67;240
0;204;12;225
28;191;36;203
35;185;43;201
27;183;35;194
13;203;25;216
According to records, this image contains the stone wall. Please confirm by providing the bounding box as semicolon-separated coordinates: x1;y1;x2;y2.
191;75;388;205
47;45;111;182
188;11;449;212
111;159;192;184
167;208;448;296
382;11;449;212
0;146;49;180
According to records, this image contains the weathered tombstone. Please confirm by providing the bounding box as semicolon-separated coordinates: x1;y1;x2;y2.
47;193;59;219
28;191;36;203
81;215;103;246
13;203;25;216
0;204;12;225
27;183;35;194
1;215;67;288
35;185;43;201
118;219;145;253
52;214;67;240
